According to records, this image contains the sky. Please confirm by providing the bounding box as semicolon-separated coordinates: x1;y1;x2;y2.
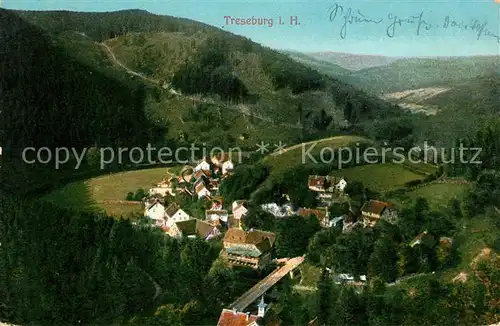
2;0;499;56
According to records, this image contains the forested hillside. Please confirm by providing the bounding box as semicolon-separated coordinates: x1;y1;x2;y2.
14;9;403;134
414;74;500;145
3;7;498;326
285;50;500;148
0;9;162;151
0;8;404;325
348;56;499;94
0;194;237;325
0;8;409;195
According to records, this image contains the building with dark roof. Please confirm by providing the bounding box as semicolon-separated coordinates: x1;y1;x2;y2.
360;200;398;227
297;207;330;227
170;219;221;240
221;228;276;269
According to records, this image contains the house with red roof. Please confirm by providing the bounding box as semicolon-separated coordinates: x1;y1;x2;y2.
217;309;261;326
217;296;268;326
297;207;330;227
360;200;398;227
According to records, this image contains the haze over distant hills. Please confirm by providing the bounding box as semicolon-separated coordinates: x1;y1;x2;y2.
304;51;402;71
282;49;500;146
284;50;499;95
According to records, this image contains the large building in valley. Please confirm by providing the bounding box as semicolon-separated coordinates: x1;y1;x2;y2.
220;228;276;269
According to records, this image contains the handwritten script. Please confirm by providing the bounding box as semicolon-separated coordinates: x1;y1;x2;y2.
327;3;500;43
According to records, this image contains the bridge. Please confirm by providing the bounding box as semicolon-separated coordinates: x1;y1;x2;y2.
228;255;305;312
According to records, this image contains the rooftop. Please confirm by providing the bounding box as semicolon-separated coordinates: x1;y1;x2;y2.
217;309;259;326
211;152;230;164
233;200;248;209
175;219;219;239
165;203;181;217
224;228;276;247
361;200;392;215
297;207;328;220
206;209;229;215
195;181;209;193
308;175;327;189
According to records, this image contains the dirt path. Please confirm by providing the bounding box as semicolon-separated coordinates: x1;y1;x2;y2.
100;42;160;85
140;268;162;301
97;37;300;129
95;200;142;205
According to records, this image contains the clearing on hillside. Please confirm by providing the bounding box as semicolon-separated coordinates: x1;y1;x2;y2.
329;163;426;192
388;182;471;210
263;135;373;173
42;167;179;218
442;214;499;282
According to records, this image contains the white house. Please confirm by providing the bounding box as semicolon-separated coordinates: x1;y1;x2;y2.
165;203;190;226
222;160;234;175
333;273;367;285
145;202;166;227
261;203;295;217
232;200;248;220
195;182;211;199
194;158;211;172
206;210;229;223
333;273;354;284
328;215;345;227
335;177;347;192
211;197;224;210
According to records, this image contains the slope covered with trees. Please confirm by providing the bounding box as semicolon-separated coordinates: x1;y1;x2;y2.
346;56;499;94
0;8;399;325
4;7;499;326
15;8;403;135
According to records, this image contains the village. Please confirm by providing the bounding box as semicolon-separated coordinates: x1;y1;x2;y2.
138;155;449;326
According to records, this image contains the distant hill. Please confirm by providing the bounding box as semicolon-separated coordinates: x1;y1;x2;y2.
283;52;499;95
283;52;500;146
1;8;404;194
13;9;402;143
413;73;500;146
422;73;499;109
306;51;401;71
374;71;500;146
349;56;500;94
279;50;352;76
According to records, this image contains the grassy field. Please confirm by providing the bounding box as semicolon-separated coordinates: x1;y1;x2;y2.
452;215;498;273
263;135;373;174
330;163;426;192
436;213;499;285
388;182;471;210
42;167;179;218
402;161;439;175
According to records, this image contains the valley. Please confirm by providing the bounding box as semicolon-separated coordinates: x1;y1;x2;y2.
0;6;499;326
